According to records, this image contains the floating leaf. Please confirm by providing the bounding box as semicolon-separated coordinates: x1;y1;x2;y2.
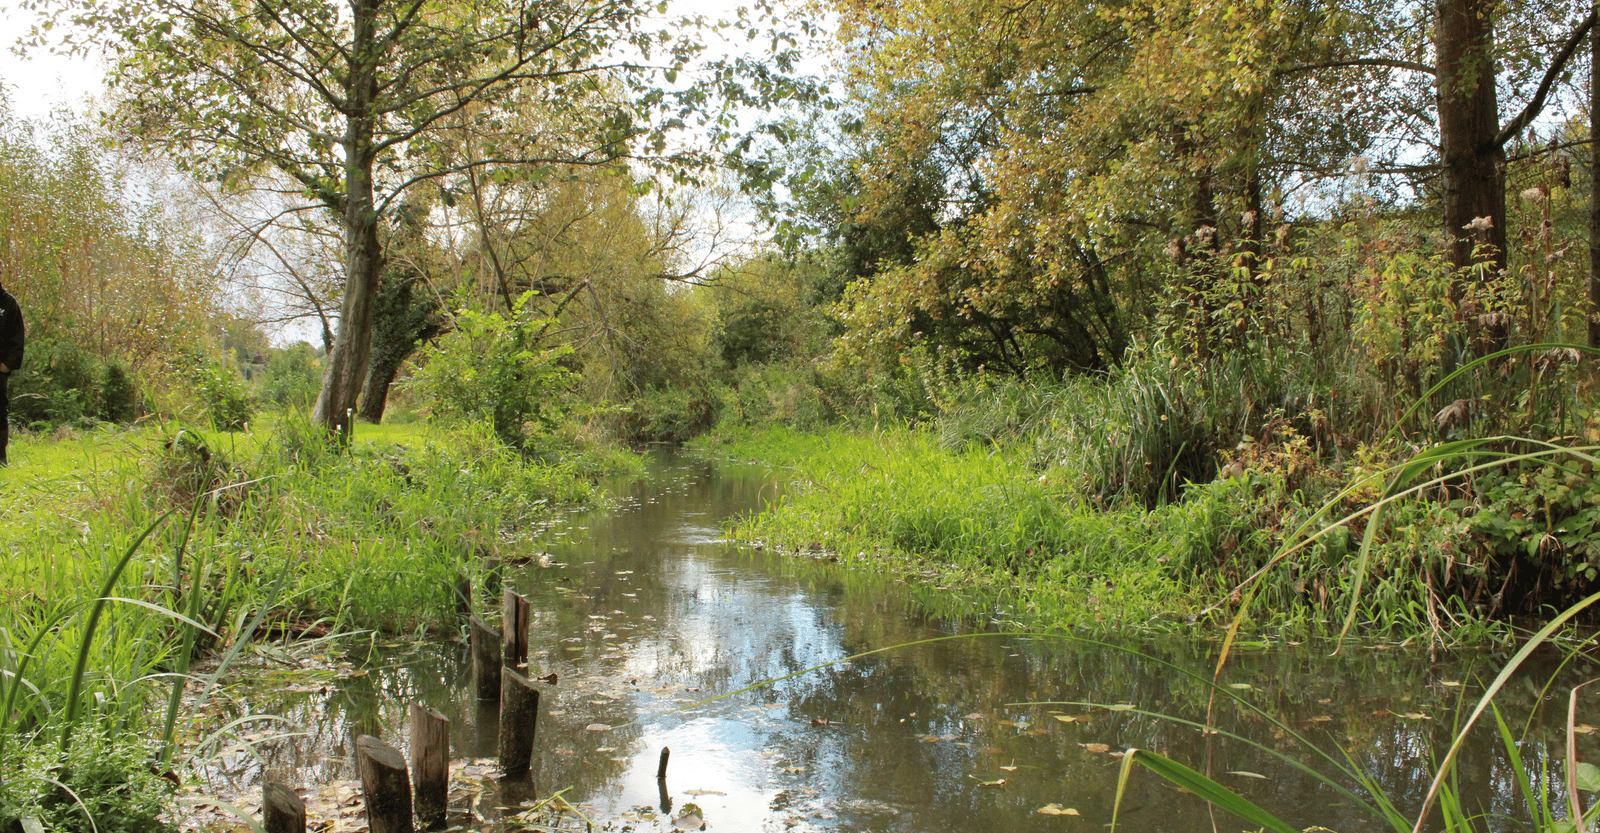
1037;804;1080;816
1228;770;1267;779
999;765;1018;772
1053;715;1078;723
971;777;1006;788
584;723;612;732
1227;683;1252;690
1080;743;1111;754
1106;704;1135;711
1401;712;1430;720
672;813;705;830
1575;724;1599;735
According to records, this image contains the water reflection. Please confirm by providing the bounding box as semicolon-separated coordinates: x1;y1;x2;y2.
203;449;1600;832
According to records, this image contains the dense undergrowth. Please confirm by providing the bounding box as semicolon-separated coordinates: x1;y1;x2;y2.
703;341;1600;644
0;417;628;831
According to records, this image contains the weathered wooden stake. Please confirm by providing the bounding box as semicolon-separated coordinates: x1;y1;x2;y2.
263;780;305;833
502;589;530;667
408;704;450;827
469;615;501;701
356;735;414;833
498;668;540;776
656;746;672;814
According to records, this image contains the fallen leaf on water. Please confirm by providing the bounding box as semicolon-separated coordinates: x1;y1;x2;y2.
1053;715;1078;723
685;789;727;797
1105;704;1135;711
1574;724;1599;735
1037;804;1080;816
1401;712;1430;720
672;813;705;830
1080;743;1111;754
1000;764;1018;772
585;724;612;732
971;777;1006;788
1228;770;1267;779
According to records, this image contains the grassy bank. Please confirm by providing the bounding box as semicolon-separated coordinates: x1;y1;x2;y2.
703;373;1596;643
0;418;626;831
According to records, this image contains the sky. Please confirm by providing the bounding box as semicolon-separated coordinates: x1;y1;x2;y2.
0;4;107;121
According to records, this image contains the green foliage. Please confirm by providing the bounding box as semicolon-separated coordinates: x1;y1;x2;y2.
409;293;573;450
96;361;139;424
257;342;322;411
9;337;98;427
171;350;255;431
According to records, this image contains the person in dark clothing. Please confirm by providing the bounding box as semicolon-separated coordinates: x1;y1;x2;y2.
0;283;24;465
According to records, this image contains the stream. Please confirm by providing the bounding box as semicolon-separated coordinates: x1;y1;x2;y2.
197;449;1600;832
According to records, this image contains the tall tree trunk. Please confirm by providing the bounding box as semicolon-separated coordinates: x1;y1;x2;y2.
1436;0;1509;351
1590;6;1600;349
313;0;383;434
357;355;402;423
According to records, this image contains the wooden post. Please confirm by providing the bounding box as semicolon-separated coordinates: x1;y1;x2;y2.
499;668;540;776
452;573;472;619
263;781;305;833
408;704;449;827
657;746;672;814
502;589;529;667
469;615;501;701
356;735;414;833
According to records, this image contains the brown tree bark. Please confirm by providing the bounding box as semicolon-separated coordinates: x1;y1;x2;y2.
1436;0;1509;353
313;0;384;434
1591;7;1600;349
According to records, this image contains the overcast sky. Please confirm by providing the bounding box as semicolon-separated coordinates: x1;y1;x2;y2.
0;3;107;121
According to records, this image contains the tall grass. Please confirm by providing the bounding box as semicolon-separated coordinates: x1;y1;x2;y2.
0;416;614;830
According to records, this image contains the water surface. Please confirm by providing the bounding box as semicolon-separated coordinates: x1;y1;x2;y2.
201;450;1600;832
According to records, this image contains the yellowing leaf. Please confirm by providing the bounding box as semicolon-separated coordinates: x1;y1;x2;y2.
1106;703;1136;711
1227;683;1252;690
1080;743;1111;754
1037;804;1080;816
1053;715;1078;723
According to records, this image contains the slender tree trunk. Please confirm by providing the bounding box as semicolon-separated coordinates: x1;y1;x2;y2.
313;0;384;434
1590;6;1600;349
1436;0;1509;351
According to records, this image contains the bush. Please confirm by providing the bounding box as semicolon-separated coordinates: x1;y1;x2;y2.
96;361;140;423
171;350;255;430
9;337;98;427
407;293;573;450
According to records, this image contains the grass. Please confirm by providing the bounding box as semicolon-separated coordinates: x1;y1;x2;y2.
0;415;623;831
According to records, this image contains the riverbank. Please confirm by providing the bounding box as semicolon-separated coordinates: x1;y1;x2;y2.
0;418;633;831
700;420;1588;644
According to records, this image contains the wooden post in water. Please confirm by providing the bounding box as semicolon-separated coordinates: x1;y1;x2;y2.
656;747;672;814
469;615;501;701
263;781;305;833
502;588;530;667
356;735;414;833
499;668;540;776
408;704;449;827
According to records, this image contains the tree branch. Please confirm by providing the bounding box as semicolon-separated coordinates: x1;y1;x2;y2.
1495;10;1597;148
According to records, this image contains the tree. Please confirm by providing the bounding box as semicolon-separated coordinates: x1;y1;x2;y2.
35;0;717;433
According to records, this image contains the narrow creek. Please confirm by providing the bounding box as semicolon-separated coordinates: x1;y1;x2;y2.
199;449;1600;832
